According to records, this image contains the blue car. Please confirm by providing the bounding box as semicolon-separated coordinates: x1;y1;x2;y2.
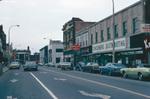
99;63;126;76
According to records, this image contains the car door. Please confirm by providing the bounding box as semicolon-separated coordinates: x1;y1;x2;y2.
126;67;136;78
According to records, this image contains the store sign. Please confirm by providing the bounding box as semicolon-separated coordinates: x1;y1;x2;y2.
71;44;80;51
93;38;127;53
141;24;150;33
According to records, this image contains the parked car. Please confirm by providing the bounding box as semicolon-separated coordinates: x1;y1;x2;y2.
45;63;55;67
59;62;72;70
75;62;86;71
38;63;44;66
23;61;38;71
82;62;99;73
9;61;20;69
120;64;150;80
99;63;126;76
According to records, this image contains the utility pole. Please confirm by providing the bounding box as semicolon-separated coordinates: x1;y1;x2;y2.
112;0;115;63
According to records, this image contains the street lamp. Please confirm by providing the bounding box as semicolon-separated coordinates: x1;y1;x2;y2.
8;25;20;46
8;25;20;62
112;0;115;63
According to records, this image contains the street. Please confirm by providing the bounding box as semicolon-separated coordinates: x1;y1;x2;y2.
0;66;150;99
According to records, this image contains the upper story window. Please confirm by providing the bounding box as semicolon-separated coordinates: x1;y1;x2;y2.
122;21;127;36
101;30;104;42
132;17;139;34
107;27;110;40
91;34;93;44
114;24;118;38
56;49;63;52
95;32;98;43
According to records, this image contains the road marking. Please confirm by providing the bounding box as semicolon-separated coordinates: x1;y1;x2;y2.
79;90;111;99
39;71;48;74
10;79;18;83
14;73;19;76
42;68;150;99
30;72;58;99
54;77;67;81
7;96;17;99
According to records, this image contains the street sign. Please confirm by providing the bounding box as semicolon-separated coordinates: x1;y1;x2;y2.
71;44;80;51
141;24;150;33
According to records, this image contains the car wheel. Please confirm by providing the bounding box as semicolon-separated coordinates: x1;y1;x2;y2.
122;72;128;78
138;73;144;81
89;69;92;73
100;70;103;75
108;70;112;76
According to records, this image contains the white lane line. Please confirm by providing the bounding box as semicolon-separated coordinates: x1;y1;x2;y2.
7;96;17;99
10;79;18;83
42;68;150;99
54;78;67;81
30;72;58;99
79;90;111;99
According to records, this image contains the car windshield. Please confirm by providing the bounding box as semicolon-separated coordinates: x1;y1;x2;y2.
60;62;71;65
139;64;150;68
25;62;36;65
11;62;19;65
113;63;126;67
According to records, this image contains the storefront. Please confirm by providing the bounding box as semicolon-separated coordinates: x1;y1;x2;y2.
90;34;150;66
75;46;92;63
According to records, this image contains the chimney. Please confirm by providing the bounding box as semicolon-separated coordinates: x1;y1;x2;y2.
27;46;30;51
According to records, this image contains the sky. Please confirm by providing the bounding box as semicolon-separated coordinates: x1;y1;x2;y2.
0;0;139;54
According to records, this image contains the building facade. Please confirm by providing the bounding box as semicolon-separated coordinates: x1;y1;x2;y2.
62;17;95;63
0;25;6;63
75;27;92;63
48;40;63;64
75;0;150;66
30;52;40;62
13;46;31;64
40;45;48;64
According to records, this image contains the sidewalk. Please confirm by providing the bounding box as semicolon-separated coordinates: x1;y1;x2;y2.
2;66;9;73
0;66;9;76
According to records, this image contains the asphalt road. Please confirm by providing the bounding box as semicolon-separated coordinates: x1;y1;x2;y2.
0;66;150;99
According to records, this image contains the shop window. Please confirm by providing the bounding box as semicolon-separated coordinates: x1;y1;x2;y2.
56;58;60;63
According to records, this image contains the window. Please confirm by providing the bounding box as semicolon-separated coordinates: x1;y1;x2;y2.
56;58;60;63
114;24;118;38
132;17;139;33
101;30;104;42
56;49;63;52
122;21;127;36
107;27;110;40
86;40;88;46
91;34;93;44
95;32;98;43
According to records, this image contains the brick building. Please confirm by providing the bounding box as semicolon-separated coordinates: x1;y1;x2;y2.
76;0;150;66
62;17;95;63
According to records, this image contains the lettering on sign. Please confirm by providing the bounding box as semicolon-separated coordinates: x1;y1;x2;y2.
92;38;127;53
141;24;150;33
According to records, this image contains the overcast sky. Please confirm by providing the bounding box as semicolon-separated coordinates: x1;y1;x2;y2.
0;0;139;54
